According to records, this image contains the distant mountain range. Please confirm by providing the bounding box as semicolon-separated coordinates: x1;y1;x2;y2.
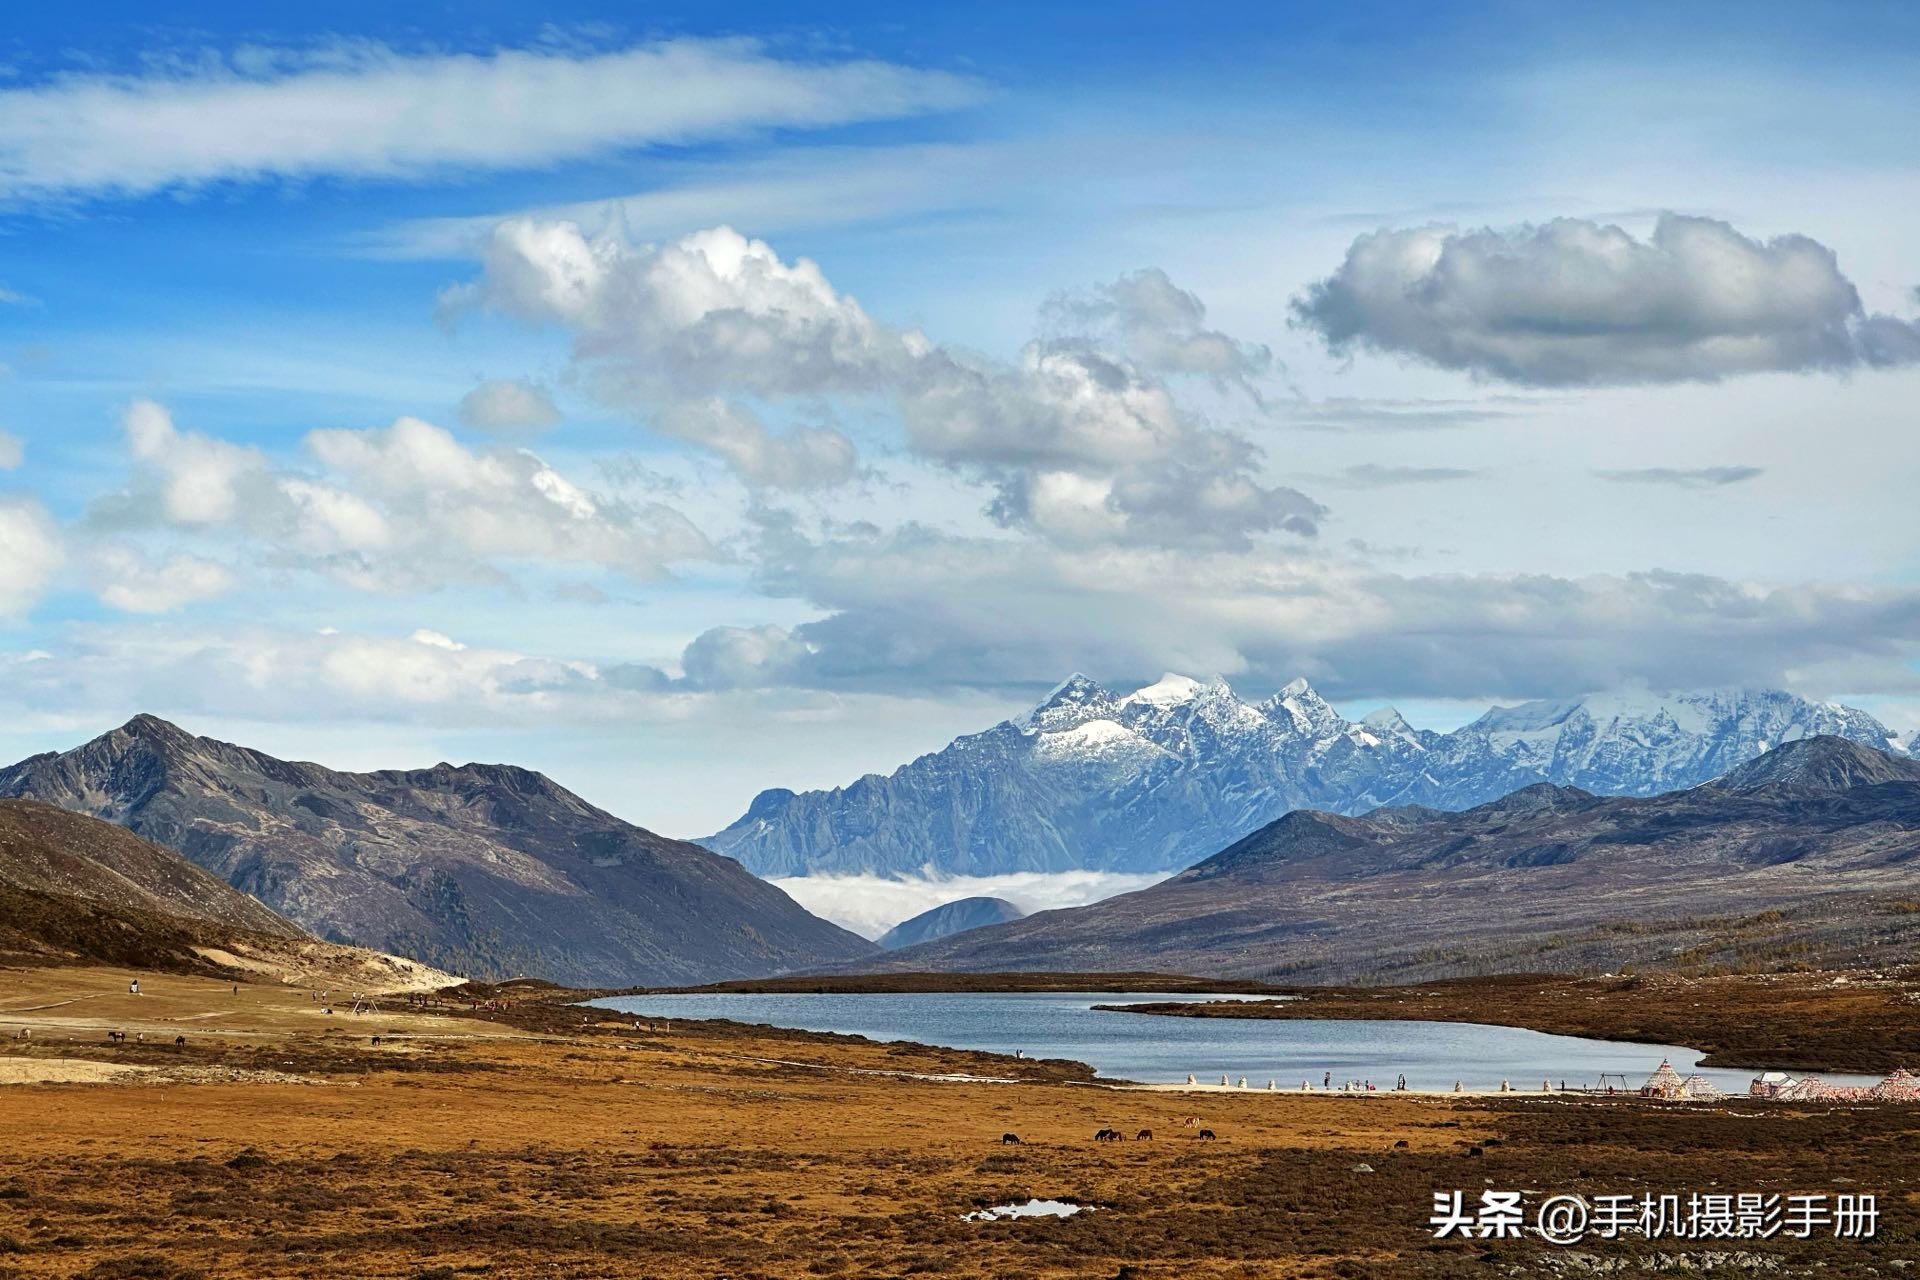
864;736;1920;982
877;896;1025;950
704;675;1908;880
0;715;875;987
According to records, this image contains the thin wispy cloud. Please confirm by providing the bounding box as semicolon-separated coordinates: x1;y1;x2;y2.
1334;464;1478;487
0;39;984;201
375;142;1010;260
1595;466;1764;488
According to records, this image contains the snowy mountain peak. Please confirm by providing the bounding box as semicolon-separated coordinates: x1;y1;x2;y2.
1021;672;1119;732
705;679;1905;881
1362;706;1412;732
1259;677;1347;736
1125;672;1209;707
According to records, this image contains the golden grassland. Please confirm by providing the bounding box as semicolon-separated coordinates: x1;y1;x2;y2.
2;966;1918;1279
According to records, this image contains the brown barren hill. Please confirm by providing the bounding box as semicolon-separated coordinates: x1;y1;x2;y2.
0;798;299;937
0;715;875;986
869;736;1920;982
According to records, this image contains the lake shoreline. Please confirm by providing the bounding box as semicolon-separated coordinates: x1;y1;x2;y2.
572;964;1920;1075
1088;967;1920;1074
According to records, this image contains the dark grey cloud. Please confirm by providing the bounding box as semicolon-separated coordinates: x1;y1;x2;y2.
704;517;1920;705
1293;214;1920;385
1595;466;1764;488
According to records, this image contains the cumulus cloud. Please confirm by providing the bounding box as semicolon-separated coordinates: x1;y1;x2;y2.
91;547;235;614
654;399;858;491
97;399;712;595
1595;466;1764;488
455;220;1316;542
1041;267;1272;388
0;496;61;618
0;624;620;726
123;398;264;524
0;39;982;201
457;379;562;434
0;429;22;470
1293;214;1920;385
680;623;816;690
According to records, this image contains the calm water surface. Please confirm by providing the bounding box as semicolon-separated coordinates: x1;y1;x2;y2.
587;990;1810;1093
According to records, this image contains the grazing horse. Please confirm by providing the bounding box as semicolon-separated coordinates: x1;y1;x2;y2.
1135;1129;1153;1141
1094;1128;1123;1142
1195;1128;1217;1141
107;1030;126;1044
173;1036;186;1049
1000;1133;1021;1144
1182;1116;1198;1128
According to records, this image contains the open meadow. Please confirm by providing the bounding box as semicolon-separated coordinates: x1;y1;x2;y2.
3;966;1918;1279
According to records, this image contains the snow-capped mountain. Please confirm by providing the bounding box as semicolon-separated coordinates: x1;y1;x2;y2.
702;675;1909;879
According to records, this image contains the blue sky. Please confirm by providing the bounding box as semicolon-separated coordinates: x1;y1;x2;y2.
2;1;1918;838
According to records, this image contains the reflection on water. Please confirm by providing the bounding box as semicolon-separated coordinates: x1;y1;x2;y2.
588;990;1812;1093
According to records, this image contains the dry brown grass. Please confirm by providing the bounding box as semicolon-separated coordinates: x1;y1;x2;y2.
1;965;1916;1278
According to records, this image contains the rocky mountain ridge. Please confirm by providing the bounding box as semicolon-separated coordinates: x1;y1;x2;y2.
865;735;1920;982
706;675;1907;878
0;715;876;986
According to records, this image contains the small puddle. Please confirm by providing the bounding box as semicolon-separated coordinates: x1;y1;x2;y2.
963;1199;1091;1221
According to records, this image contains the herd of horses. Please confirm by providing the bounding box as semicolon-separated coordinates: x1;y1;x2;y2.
103;1030;188;1047
1000;1119;1216;1144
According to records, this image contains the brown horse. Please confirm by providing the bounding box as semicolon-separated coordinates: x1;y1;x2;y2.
1135;1129;1153;1140
1094;1128;1123;1142
1000;1133;1021;1144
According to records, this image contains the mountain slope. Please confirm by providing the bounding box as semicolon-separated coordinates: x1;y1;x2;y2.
0;716;875;986
705;675;1908;879
0;798;457;988
877;896;1025;950
867;736;1920;982
0;798;300;938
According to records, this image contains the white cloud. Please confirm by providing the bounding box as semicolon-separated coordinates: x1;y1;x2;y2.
456;220;1317;539
379;142;1011;259
457;379;562;434
0;39;983;201
0;497;61;619
123;398;263;524
0;429;22;470
767;870;1172;940
99;400;713;594
0;623;621;726
653;399;859;491
1294;214;1920;385
91;547;235;614
1041;267;1272;388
